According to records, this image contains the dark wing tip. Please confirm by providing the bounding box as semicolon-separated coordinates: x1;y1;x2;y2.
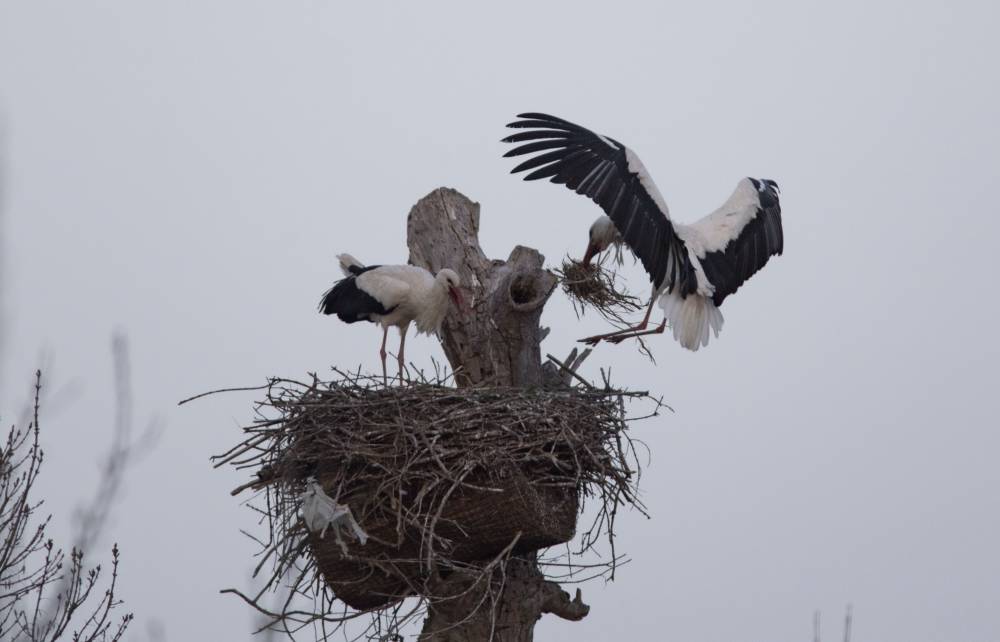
516;112;563;121
506;114;579;131
318;286;335;314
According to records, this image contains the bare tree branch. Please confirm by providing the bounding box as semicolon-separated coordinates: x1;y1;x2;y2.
0;371;133;641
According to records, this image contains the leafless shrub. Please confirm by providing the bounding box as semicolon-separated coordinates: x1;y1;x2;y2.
72;333;160;553
0;371;132;641
812;605;854;642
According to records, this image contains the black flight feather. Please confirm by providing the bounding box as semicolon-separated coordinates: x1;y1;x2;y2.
503;112;693;293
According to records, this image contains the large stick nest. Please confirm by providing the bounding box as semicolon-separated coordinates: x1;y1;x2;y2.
209;370;661;638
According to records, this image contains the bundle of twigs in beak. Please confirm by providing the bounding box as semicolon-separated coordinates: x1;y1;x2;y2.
555;255;642;323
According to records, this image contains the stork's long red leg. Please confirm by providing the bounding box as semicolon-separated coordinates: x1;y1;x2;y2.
578;297;656;345
379;326;389;385
396;323;408;382
606;318;667;344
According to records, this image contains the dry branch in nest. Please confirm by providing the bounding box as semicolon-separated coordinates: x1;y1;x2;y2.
208;369;663;639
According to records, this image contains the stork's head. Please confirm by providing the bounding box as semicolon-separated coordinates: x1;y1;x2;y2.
436;268;465;311
749;177;781;208
583;215;621;267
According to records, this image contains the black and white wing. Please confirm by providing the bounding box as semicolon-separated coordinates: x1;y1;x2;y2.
503;113;697;295
319;265;405;323
683;178;783;307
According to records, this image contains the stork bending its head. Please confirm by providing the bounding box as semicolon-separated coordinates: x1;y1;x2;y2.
319;254;464;383
504;112;783;351
582;216;622;268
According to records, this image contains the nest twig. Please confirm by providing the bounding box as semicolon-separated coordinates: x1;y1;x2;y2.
202;369;665;640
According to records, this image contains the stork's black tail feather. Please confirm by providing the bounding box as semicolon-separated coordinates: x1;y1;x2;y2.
318;276;391;324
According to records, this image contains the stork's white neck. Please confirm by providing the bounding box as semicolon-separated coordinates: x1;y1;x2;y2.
590;215;622;251
413;272;453;335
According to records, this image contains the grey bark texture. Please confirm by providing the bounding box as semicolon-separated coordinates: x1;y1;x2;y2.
406;188;589;640
407;188;558;389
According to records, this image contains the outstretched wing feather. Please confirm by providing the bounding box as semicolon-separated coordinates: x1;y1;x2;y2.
504;112;694;293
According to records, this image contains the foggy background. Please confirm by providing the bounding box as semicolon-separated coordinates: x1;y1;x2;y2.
2;1;998;640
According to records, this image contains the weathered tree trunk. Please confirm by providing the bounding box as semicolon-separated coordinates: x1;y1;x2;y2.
407;188;558;389
407;188;589;640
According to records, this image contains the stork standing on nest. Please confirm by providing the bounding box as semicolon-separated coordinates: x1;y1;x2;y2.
319;254;464;383
503;113;784;351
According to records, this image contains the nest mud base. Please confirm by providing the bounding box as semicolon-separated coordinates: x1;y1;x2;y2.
312;471;578;610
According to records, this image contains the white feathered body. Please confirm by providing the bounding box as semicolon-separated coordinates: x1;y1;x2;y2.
590;178;774;350
333;254;455;336
660;178;767;350
357;265;452;335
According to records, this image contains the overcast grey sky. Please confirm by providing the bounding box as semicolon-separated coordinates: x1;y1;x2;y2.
2;1;999;640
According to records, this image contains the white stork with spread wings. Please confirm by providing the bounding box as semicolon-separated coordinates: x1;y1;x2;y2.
503;113;783;351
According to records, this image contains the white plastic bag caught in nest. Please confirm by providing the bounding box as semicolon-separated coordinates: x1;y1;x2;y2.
300;478;369;554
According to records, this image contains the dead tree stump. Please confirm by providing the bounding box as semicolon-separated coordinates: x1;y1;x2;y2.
407;188;589;640
407;188;557;389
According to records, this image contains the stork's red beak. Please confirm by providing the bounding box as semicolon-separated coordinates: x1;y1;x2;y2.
448;286;466;314
582;243;598;268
